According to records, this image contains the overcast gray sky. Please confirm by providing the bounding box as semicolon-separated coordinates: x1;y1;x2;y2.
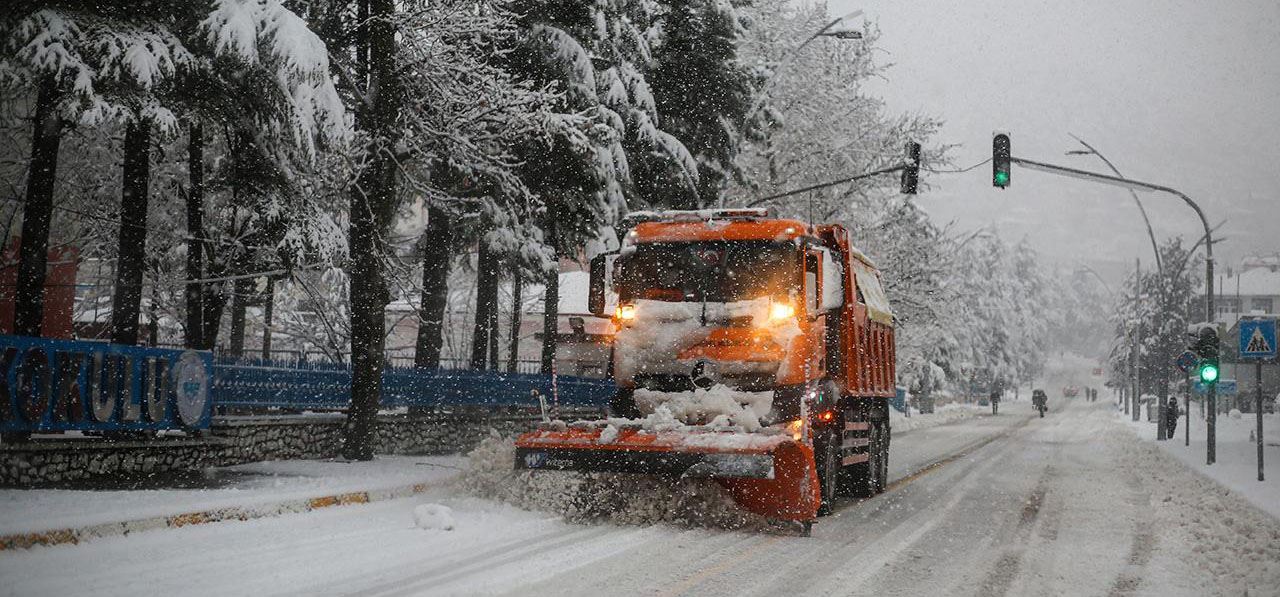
829;0;1280;281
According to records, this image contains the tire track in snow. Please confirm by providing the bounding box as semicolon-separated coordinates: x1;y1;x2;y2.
727;418;1036;597
1105;468;1157;597
972;466;1055;597
342;525;614;597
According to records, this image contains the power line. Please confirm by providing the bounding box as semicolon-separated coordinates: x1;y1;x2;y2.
924;158;991;174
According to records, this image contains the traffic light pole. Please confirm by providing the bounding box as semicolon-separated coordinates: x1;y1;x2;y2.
1008;156;1217;462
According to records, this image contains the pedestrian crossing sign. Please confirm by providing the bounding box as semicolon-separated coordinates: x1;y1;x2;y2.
1239;318;1277;360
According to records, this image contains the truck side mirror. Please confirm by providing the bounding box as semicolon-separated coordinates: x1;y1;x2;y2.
804;253;820;312
588;252;616;316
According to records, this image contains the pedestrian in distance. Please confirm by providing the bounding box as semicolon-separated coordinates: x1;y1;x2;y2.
1166;395;1179;437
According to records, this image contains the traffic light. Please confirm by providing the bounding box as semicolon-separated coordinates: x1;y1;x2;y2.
992;133;1011;188
900;141;921;194
1192;326;1220;384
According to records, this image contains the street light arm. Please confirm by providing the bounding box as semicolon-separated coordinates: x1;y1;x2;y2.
744;10;863;121
1068;135;1164;278
1010;156;1214;325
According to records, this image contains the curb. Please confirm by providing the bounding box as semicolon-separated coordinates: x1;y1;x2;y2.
0;481;436;552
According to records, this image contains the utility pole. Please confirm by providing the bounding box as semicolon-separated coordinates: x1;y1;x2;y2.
1132;258;1141;423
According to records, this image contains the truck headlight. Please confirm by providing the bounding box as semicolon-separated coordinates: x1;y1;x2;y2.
615;303;637;324
768;301;795;322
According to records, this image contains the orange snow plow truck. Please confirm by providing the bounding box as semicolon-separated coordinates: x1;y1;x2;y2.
515;209;896;528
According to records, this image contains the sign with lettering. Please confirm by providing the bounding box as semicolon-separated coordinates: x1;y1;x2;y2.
0;335;212;433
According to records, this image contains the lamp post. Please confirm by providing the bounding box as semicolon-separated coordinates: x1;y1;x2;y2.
1011;156;1218;462
1067;140;1175;439
743;10;864;122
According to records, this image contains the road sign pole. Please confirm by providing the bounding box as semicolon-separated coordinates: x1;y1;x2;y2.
1185;373;1191;447
1238;318;1275;480
1257;360;1265;482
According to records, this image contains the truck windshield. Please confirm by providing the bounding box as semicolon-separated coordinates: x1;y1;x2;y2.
619;241;797;303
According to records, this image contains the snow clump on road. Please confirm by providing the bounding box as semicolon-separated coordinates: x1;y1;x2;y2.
460;432;770;531
412;503;455;531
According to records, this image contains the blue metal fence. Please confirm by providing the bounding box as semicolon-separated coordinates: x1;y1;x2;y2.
211;358;615;411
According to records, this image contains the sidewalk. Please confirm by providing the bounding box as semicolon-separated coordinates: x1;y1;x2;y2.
0;455;466;549
1118;404;1279;520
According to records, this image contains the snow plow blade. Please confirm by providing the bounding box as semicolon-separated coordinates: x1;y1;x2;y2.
514;427;820;521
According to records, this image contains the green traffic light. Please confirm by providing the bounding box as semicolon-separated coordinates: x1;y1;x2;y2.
1199;363;1219;383
994;171;1010;186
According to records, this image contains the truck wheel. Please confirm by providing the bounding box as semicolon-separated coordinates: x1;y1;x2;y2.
816;430;840;516
872;421;889;494
841;424;875;498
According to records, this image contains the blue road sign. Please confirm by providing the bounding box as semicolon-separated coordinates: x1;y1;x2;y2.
1195;379;1237;396
1175;350;1198;373
1239;318;1277;360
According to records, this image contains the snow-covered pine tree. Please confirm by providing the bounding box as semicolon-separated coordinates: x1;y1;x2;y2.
647;0;756;208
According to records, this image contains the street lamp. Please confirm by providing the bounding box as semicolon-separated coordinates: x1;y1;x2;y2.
1010;154;1220;462
744;10;865;121
1067;137;1173;437
1064;137;1163;279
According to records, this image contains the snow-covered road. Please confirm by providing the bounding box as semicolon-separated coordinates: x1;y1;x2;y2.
3;399;1277;596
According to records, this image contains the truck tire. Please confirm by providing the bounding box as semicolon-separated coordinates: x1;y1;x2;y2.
872;420;889;494
816;430;840;516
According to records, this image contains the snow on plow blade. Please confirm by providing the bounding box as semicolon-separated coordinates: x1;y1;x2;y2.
514;427;820;521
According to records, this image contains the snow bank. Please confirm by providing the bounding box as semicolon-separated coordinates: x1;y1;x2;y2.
460;433;769;530
888;402;989;433
412;503;455;531
1110;415;1280;595
1120;408;1280;521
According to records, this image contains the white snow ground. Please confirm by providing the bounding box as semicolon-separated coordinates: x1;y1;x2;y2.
1;400;1278;596
0;455;465;536
1118;401;1280;520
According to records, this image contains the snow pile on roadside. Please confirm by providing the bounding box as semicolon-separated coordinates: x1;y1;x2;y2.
460;433;769;530
412;503;455;531
1109;423;1280;594
888;402;989;433
633;385;773;431
1120;408;1280;521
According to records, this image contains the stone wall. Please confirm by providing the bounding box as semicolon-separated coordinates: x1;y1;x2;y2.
0;410;601;486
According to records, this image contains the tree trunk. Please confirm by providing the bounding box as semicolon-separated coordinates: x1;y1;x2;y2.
261;276;275;360
470;241;499;370
148;263;160;345
228;277;249;357
14;77;63;337
508;274;522;372
540;249;559;375
199;280;227;350
184;121;205;348
414;206;451;369
109;120;151;346
343;0;402;461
